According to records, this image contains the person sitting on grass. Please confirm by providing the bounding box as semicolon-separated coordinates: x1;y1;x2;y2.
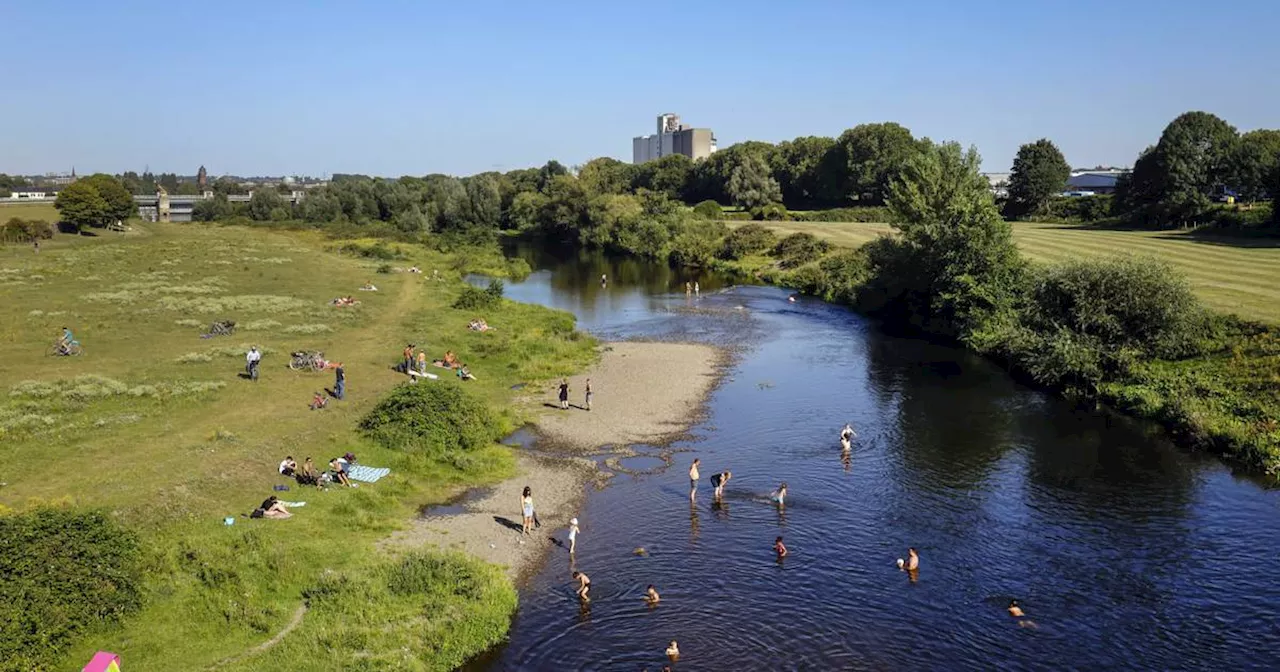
329;457;353;487
309;391;328;410
279;456;297;477
457;363;475;381
443;350;459;368
295;456;320;487
360;281;378;291
253;496;292;519
468;318;492;332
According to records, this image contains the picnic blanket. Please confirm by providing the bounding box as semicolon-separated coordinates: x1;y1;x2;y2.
280;501;307;507
346;465;391;483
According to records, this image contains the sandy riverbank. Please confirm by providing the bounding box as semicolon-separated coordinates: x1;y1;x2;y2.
385;341;723;581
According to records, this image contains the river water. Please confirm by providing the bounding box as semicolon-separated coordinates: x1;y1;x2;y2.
471;244;1280;671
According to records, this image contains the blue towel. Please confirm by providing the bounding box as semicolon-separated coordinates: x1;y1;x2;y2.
346;465;391;483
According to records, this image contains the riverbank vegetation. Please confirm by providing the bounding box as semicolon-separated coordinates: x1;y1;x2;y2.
0;222;595;670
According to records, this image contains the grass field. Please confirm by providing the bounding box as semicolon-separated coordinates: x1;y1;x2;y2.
0;222;596;671
728;220;1280;323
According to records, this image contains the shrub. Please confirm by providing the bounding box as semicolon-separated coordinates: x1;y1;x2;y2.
772;232;831;268
452;280;504;310
1038;195;1114;222
0;507;143;672
669;220;729;267
692;200;723;219
720;223;777;260
376;263;392;274
790;206;893;223
358;383;500;468
751;203;788;221
337;241;406;261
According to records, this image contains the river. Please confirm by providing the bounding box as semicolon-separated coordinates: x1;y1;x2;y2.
469;243;1280;671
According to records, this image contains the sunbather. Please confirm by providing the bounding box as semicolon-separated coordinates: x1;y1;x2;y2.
360;282;378;291
254;496;292;519
443;350;459;368
457;364;475;381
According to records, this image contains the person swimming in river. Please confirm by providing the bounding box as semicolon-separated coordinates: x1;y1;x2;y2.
665;640;680;661
774;536;788;558
1008;599;1037;628
572;570;591;601
896;547;920;571
840;423;856;442
645;584;660;604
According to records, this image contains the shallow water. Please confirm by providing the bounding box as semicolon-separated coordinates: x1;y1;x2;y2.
471;244;1280;671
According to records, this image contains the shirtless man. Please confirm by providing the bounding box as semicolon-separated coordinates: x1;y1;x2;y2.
572;571;591;601
688;459;701;501
645;584;661;604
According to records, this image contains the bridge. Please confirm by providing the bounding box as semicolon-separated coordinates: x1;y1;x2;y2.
1;190;308;223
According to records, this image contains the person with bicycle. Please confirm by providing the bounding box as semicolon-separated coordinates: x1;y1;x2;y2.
57;326;79;356
246;346;262;381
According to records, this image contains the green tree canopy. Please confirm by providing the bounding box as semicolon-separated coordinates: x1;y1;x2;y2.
1006;138;1071;217
80;174;136;224
772;136;837;208
54;180;110;230
464;174;503;229
833;122;923;205
247;187;285;221
1116;111;1239;226
727;152;782;210
578;157;636;196
632;154;693;201
1226;129;1280;202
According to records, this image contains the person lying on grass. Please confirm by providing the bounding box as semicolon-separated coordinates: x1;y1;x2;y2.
310;391;328;410
252;496;292;519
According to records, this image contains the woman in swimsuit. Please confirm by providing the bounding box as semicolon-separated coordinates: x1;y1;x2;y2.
521;486;535;535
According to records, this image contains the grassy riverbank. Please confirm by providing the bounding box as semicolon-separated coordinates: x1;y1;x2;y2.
724;219;1280;325
0;222;596;671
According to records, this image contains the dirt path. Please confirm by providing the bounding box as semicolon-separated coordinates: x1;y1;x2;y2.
206;603;308;671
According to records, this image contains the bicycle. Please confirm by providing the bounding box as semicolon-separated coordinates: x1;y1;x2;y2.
48;341;83;357
289;351;324;372
246;359;260;381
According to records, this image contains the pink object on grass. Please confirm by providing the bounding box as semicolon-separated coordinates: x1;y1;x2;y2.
83;651;121;672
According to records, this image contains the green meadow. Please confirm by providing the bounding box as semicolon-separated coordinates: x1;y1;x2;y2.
727;219;1280;324
0;221;595;671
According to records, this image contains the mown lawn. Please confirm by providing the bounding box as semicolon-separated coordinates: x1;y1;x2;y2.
0;222;595;671
726;219;1280;323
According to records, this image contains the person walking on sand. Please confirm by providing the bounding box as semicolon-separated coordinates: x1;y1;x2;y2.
521;486;535;535
584;378;593;411
689;458;701;500
711;471;732;498
568;517;580;554
572;571;591;601
774;536;789;558
334;362;345;400
558;379;570;410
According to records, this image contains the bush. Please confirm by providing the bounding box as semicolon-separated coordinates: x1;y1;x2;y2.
720;223;777;260
359;384;500;468
1037;195;1114;222
452;280;503;310
772;232;831;268
376;263;392;274
337;241;406;261
669;220;729;267
751;203;789;221
790;207;893;223
2;217;55;240
692;200;722;219
0;507;143;672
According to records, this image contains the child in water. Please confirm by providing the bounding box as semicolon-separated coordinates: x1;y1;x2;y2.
774;536;788;558
568;517;580;554
645;584;661;604
665;640;680;660
572;571;591;601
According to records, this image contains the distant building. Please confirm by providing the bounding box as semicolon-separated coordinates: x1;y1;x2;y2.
9;186;60;199
48;167;77;186
197;165;208;190
1066;170;1125;195
632;113;717;164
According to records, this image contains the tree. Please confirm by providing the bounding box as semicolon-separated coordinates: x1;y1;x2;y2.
832;122;923;205
578;157;636;196
632;154;693;201
1006;139;1071;217
79;174;136;224
1226;129;1280;203
772;136;837;208
54;180;110;230
536;160;569;192
212;176;247;196
1116;111;1239;226
464;174;502;229
688;141;777;204
727;152;782;210
247;188;285;221
191;194;232;222
861;141;1025;345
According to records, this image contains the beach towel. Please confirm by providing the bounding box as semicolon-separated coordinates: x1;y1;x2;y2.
346;465;391;483
280;501;307;507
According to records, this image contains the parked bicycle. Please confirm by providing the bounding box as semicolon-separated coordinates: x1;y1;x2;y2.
289;350;325;372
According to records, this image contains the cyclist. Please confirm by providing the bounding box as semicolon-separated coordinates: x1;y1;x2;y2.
246;346;262;381
57;326;79;355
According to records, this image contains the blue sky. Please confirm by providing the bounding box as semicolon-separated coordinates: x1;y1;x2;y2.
2;0;1276;177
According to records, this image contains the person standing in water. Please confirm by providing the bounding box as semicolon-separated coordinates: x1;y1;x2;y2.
520;486;535;536
771;482;788;506
688;458;701;500
601;273;607;286
584;378;593;411
694;281;700;297
710;471;731;498
645;584;660;604
685;281;692;296
572;570;591;601
665;640;680;661
558;379;570;410
1008;599;1025;618
840;423;856;442
774;536;789;558
568;517;580;554
897;547;920;572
